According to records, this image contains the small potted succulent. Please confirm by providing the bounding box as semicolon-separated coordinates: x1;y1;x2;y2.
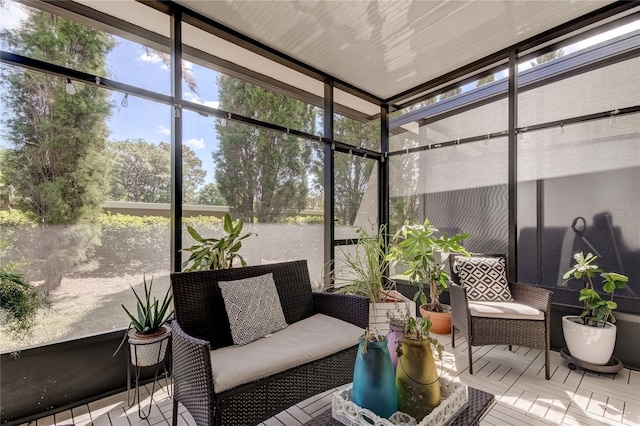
561;251;628;365
114;275;173;367
396;316;444;420
352;328;398;419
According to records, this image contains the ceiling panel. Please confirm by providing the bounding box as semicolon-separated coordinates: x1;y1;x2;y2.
175;0;615;100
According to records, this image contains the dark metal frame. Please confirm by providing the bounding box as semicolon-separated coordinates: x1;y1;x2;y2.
2;0;640;423
0;0;635;293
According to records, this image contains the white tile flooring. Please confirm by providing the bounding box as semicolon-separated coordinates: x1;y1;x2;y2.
22;332;640;426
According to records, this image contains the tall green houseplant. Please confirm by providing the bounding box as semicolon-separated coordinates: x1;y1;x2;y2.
389;218;469;312
182;213;255;271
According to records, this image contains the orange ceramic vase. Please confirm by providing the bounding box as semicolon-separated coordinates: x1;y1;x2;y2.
419;305;452;334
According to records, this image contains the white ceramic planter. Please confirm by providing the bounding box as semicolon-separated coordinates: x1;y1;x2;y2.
128;324;171;367
562;315;616;365
369;290;416;335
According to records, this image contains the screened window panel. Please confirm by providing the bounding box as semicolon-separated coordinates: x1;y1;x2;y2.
518;57;640;128
517;118;640;303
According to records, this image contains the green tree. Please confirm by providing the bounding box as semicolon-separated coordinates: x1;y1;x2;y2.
197;182;227;206
530;49;564;67
476;75;495;88
108;139;206;204
1;10;114;292
214;76;316;222
332;116;379;225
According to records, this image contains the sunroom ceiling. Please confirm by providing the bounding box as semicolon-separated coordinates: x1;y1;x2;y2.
69;0;617;115
174;0;615;102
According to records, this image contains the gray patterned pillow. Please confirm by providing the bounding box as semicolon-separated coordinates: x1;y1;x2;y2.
456;257;513;302
218;273;288;345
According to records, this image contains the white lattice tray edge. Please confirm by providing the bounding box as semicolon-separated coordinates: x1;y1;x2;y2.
332;376;468;426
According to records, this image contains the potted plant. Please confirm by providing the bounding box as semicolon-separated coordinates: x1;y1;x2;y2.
386;311;409;369
328;225;415;334
396;316;444;420
114;275;173;367
182;213;255;271
352;328;398;419
561;251;628;365
388;218;469;334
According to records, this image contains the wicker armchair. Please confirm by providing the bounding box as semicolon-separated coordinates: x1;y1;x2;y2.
449;254;553;380
170;260;369;426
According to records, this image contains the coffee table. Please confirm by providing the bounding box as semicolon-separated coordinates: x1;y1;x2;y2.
302;386;494;426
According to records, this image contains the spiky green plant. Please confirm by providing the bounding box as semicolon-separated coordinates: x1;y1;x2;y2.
114;275;173;355
330;225;394;304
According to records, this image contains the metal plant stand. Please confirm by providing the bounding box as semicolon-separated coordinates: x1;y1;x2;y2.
127;332;172;419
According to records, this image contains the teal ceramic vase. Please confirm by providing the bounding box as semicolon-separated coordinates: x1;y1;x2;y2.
352;336;398;419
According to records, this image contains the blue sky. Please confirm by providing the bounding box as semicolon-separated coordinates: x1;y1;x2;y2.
107;37;221;184
0;0;222;184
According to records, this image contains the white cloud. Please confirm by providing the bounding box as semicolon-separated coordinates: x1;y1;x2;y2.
156;125;171;136
137;51;169;70
183;92;197;102
183;92;220;110
185;138;205;150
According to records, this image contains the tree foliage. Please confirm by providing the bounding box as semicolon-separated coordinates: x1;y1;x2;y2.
332;116;378;225
1;11;113;224
108;139;206;204
197;182;227;206
214;76;316;222
1;10;114;292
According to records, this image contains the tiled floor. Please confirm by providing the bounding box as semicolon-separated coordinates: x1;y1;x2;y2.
22;333;640;426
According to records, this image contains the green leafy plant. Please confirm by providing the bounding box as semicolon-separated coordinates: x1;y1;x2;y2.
562;252;628;327
401;316;444;360
0;265;46;336
182;213;256;271
114;275;173;355
360;327;386;355
330;225;395;304
388;218;469;313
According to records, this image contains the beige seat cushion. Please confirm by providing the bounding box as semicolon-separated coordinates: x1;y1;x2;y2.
210;313;363;393
469;301;545;320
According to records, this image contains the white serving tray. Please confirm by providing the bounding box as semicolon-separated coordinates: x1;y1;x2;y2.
332;376;468;426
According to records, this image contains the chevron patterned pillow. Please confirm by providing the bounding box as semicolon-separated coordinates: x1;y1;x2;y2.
456;257;514;302
219;273;288;345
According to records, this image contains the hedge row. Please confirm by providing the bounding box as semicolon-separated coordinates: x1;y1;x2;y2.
0;210;323;278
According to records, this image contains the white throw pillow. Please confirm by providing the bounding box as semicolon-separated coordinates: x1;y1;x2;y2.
456;257;514;302
219;273;288;345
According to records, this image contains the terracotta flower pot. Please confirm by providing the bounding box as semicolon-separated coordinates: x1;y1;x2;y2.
419;305;451;335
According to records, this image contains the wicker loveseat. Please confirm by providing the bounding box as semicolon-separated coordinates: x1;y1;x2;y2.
169;260;368;426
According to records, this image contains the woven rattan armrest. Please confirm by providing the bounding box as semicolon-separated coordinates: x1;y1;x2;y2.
450;283;471;332
509;282;553;313
313;292;369;329
172;321;216;426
